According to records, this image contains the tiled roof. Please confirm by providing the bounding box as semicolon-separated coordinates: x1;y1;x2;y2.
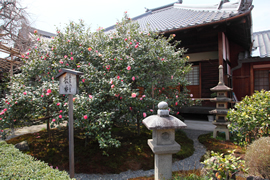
105;0;253;33
252;30;270;58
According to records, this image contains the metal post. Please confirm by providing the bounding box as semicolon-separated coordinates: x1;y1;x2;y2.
68;94;74;178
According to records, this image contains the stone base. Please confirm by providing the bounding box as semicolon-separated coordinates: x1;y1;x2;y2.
155;154;172;180
212;122;230;140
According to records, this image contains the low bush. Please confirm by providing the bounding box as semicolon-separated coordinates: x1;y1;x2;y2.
202;151;247;180
227;90;270;146
0;141;72;179
245;137;270;179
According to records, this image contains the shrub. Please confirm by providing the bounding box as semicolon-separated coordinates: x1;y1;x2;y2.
227;90;270;146
202;151;247;180
245;137;270;179
0;141;72;179
0;13;198;149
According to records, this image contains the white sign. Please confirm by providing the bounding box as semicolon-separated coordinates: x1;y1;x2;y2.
59;73;77;94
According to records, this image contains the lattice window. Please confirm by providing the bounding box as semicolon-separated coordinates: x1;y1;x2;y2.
254;70;269;91
186;66;199;85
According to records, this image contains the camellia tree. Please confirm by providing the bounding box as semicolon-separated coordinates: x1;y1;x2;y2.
0;13;197;149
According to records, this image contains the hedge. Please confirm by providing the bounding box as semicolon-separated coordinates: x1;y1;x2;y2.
0;141;73;179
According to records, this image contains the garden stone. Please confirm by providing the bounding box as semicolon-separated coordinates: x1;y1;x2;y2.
15;140;29;151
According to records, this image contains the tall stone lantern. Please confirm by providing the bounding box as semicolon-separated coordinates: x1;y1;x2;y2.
143;101;186;180
209;65;232;140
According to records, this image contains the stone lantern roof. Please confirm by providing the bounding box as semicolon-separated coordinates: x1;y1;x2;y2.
210;65;232;92
143;101;186;130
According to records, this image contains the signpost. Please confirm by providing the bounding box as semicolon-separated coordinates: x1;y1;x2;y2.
56;68;84;178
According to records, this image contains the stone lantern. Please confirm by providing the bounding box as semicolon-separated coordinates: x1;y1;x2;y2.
209;65;232;140
143;101;187;180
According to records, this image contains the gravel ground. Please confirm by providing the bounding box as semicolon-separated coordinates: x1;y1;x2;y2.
74;129;210;180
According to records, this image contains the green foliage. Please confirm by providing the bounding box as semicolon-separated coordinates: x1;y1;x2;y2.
0;141;72;179
202;151;247;180
173;173;208;180
0;13;197;149
245;137;270;179
227;90;270;146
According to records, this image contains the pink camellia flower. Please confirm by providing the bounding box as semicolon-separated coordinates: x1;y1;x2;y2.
83;115;88;119
3;108;7;112
176;95;178;98
59;115;62;119
37;38;40;41
59;60;63;64
88;47;92;51
66;63;69;66
124;38;127;41
70;52;73;55
110;80;113;84
23;92;27;95
120;96;122;100
47;89;52;94
0;118;2;120
176;112;180;115
46;93;49;96
70;57;74;60
57;103;60;106
142;95;146;98
52;77;54;80
41;94;44;97
124;11;127;13
140;98;143;100
68;40;70;42
89;95;93;99
36;136;40;138
171;75;173;79
190;94;193;97
143;112;147;118
64;55;67;58
135;44;139;48
111;84;115;88
95;50;98;53
21;54;25;58
132;76;135;81
0;112;4;115
129;42;132;45
15;102;17;104
129;107;133;111
131;93;136;98
82;79;85;82
26;52;29;55
117;76;120;79
175;102;178;106
77;65;80;68
150;109;153;112
59;110;62;113
127;66;131;70
52;119;56;122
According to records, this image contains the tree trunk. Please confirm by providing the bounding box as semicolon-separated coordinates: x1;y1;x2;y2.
136;114;140;135
47;118;51;139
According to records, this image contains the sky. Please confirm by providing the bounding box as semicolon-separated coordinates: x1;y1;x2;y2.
20;0;270;34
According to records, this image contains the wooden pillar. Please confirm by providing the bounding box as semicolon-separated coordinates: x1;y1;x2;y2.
218;32;224;66
250;63;254;95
